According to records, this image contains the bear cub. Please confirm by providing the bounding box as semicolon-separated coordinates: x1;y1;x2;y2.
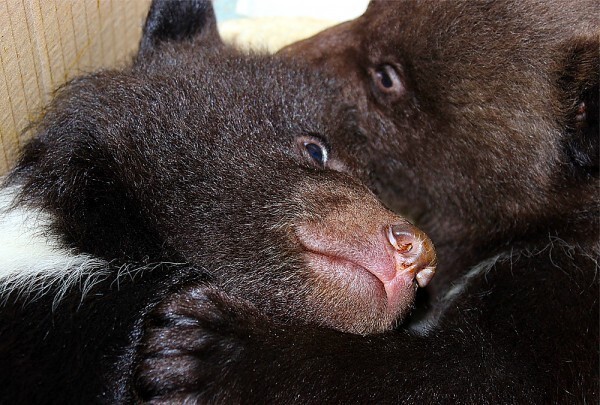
0;0;435;402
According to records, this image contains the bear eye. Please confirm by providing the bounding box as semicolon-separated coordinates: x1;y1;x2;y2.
305;142;325;163
297;135;329;166
370;64;404;100
377;67;395;88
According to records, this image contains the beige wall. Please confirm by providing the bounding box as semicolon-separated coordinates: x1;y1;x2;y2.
0;0;151;174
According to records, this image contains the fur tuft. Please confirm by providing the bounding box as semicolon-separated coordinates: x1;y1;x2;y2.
0;184;109;306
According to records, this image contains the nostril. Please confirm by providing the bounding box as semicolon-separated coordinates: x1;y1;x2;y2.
397;243;412;253
387;224;416;254
387;224;437;288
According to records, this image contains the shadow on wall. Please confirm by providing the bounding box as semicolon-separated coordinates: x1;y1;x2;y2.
215;0;368;51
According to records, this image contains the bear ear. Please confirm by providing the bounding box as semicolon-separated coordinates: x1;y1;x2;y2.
559;34;599;176
138;0;222;56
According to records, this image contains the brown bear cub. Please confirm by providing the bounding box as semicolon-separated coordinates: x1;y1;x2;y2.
0;1;435;402
130;0;597;403
284;0;599;296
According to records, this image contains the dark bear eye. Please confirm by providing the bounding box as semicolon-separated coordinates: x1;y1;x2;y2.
305;142;325;163
297;136;329;166
370;64;404;99
377;67;394;88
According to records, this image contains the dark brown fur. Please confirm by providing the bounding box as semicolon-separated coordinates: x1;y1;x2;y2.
127;1;599;403
0;1;436;402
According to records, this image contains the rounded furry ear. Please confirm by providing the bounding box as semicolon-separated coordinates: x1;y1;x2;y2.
559;34;599;176
138;0;222;56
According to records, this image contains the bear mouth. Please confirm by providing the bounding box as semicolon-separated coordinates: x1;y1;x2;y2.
293;217;435;333
299;244;417;321
302;248;385;293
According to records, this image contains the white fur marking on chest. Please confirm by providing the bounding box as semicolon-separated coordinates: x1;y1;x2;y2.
0;186;109;304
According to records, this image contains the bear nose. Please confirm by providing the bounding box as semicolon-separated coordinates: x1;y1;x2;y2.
387;224;436;287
